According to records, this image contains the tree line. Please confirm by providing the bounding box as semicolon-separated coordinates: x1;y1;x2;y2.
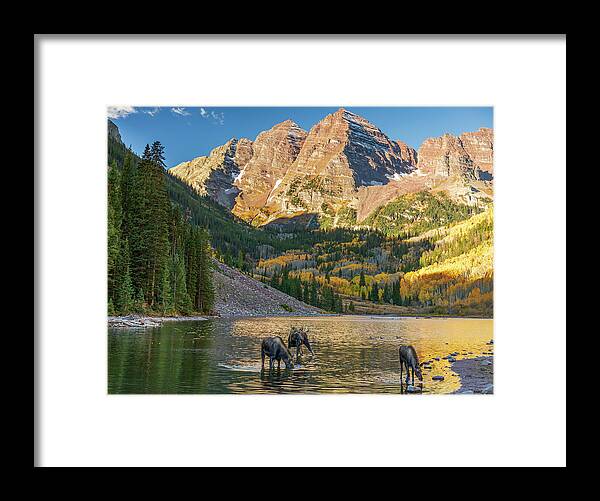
108;142;214;316
262;266;345;313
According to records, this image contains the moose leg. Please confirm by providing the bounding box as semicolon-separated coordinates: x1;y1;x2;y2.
400;359;403;383
405;363;410;385
278;359;281;370
261;349;265;370
411;366;415;386
269;357;274;371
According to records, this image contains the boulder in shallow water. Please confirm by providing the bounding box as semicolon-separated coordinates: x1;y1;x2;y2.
406;385;421;393
432;375;445;381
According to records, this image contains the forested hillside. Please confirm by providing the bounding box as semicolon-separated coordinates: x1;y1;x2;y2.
254;208;493;316
361;191;481;238
400;208;493;316
108;137;214;316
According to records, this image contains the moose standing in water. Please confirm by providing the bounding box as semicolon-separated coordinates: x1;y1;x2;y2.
399;345;423;386
261;336;295;371
287;326;314;361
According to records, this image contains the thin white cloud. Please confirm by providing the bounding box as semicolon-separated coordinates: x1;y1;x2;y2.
171;107;191;116
107;106;137;119
143;107;160;117
199;107;225;125
211;111;225;125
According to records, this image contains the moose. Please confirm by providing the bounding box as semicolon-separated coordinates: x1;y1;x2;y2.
261;336;295;371
399;345;423;386
287;326;314;361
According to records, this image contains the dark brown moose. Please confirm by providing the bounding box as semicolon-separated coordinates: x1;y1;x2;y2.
399;345;423;386
287;326;314;361
261;336;295;370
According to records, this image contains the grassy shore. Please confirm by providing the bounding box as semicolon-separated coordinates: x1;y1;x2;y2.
344;297;493;319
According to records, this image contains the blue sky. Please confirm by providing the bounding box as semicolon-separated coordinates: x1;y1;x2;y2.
108;106;493;168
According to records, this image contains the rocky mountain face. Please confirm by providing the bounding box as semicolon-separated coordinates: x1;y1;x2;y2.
417;127;493;179
396;140;418;167
168;109;493;227
170;138;253;209
108;119;123;144
232;120;307;222
414;127;494;206
460;127;493;174
259;109;417;225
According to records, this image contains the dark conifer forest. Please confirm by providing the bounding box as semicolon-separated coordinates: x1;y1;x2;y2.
108;139;214;315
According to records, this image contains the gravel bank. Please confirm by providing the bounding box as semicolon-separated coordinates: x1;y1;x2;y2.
108;315;209;328
212;261;323;317
452;356;494;394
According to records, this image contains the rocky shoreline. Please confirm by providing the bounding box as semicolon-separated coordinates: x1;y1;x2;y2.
212;260;323;317
452;356;494;394
107;311;324;328
108;315;209;328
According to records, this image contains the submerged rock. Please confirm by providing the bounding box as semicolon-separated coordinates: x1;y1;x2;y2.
432;375;445;381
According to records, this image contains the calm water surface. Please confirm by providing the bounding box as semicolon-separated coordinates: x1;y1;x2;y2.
108;316;493;394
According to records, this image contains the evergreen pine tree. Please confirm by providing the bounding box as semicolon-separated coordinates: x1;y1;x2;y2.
115;239;134;314
370;282;380;303
159;259;174;315
107;163;122;302
359;269;366;287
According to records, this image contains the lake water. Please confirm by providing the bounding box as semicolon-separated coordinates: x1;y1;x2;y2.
108;316;493;394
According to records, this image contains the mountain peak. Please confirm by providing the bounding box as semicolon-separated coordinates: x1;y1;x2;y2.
268;119;305;136
276;118;299;128
328;109;378;131
332;107;360;120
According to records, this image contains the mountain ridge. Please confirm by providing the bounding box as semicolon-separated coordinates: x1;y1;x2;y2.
168;108;493;228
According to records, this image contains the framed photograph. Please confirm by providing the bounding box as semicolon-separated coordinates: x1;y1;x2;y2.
107;105;494;396
35;34;566;467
